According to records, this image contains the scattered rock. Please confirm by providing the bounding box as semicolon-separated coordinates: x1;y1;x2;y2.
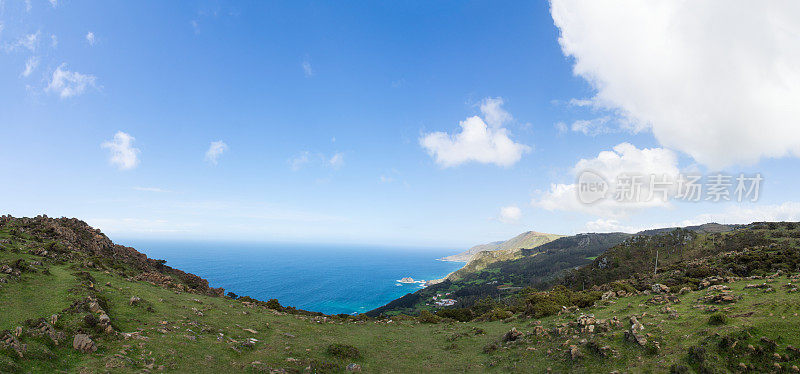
624;330;647;346
502;327;523;343
130;296;141;306
13;326;22;337
651;284;670;294
73;334;97;353
346;363;362;372
569;345;583;360
243;328;258;334
1;333;27;358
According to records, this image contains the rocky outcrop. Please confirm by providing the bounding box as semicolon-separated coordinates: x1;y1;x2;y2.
72;334;97;353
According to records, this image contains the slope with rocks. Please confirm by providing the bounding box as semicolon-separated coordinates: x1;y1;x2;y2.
4;216;800;373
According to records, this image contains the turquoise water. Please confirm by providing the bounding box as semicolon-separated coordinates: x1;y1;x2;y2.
120;240;464;315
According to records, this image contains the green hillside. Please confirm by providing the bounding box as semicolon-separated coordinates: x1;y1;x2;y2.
443;231;564;281
4;216;800;373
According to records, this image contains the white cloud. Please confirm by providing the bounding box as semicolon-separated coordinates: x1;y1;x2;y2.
48;0;56;7
289;151;311;171
21;56;38;77
328;152;344;169
533;143;680;218
85;32;95;46
302;59;314;77
50;34;58;47
480;97;513;127
7;31;39;52
550;0;800;168
24;0;31;12
290;151;344;171
46;64;97;98
555;122;568;134
420;97;531;168
583;201;800;234
498;205;522;224
101;131;140;170
204;140;228;165
583;218;640;233
682;202;800;226
570;117;612;136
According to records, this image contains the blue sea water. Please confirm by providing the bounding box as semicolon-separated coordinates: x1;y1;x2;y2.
120;240;465;315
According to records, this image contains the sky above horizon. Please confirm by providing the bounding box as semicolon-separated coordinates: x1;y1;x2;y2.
2;1;800;249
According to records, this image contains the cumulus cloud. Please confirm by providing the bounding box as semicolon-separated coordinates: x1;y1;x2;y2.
85;32;95;46
533;143;680;218
102;131;140;170
21;56;38;77
420;97;530;167
204;140;228;165
550;0;800;168
498;205;522;224
46;64;97;98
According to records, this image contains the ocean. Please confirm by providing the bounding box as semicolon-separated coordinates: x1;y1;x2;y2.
120;240;465;315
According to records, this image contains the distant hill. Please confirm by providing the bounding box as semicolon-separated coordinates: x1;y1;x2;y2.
440;231;563;263
439;241;504;262
440;231;564;281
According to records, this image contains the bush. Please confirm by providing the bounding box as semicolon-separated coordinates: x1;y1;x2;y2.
687;345;706;364
436;308;474;322
475;308;513;322
325;344;361;359
417;310;441;323
226;292;238;299
266;298;282;310
523;285;601;318
708;313;728;325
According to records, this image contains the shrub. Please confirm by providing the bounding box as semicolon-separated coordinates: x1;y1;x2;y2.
325;344;361;359
523;285;601;318
436;308;474;322
266;298;282;310
669;364;689;374
687;345;706;364
708;313;728;325
475;308;513;322
226;292;238;299
417;310;441;323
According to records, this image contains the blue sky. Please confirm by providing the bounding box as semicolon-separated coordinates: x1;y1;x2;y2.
2;1;799;248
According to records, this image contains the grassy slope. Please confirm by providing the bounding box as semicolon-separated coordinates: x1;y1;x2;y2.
4;222;800;372
5;246;800;372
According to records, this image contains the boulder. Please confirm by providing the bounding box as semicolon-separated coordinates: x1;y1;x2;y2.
13;326;22;337
73;334;97;353
346;363;362;372
651;284;670;294
88;301;102;313
129;296;141;306
502;327;523;342
624;330;648;346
